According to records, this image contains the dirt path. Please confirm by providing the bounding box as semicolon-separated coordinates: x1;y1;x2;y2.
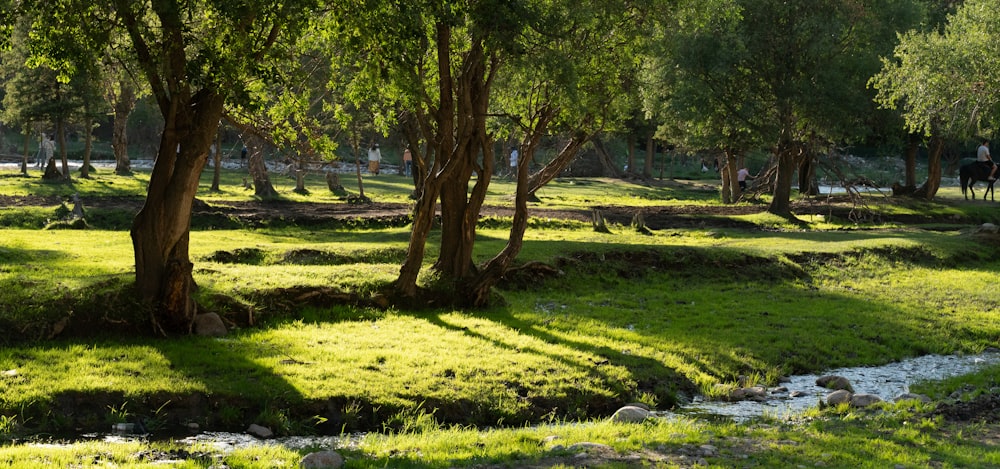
1;194;962;229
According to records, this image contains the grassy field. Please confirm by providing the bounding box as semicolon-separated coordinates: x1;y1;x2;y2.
1;164;999;467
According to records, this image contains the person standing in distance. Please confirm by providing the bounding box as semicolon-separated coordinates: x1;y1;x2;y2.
737;167;753;191
402;145;412;176
509;146;518;177
368;143;382;175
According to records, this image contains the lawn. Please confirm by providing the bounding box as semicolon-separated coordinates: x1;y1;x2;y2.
1;164;999;467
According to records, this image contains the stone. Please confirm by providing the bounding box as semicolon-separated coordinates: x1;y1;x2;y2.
194;313;227;337
610;405;650;423
977;223;999;233
2;369;17;378
744;386;767;400
729;386;767;401
816;375;854;392
849;394;884;408
247;423;273;439
623;402;650;411
300;450;344;469
893;393;932;403
826;390;852;406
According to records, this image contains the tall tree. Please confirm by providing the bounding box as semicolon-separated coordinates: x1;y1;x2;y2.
872;0;1000;199
329;0;645;306
101;34;146;176
0;15;98;180
6;0;319;334
647;0;922;214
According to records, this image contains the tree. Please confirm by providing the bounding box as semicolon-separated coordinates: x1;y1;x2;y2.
328;0;646;306
0;15;99;180
872;0;1000;199
101;40;145;176
647;0;922;214
7;0;319;334
226;33;346;199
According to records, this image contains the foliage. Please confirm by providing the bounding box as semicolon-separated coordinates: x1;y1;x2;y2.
872;0;1000;140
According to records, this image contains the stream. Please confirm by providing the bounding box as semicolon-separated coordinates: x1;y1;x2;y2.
34;351;1000;454
677;350;1000;422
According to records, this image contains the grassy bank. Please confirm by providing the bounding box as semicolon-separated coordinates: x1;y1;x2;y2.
1;165;999;467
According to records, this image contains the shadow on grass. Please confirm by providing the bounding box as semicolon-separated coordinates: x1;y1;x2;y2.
7;336;309;437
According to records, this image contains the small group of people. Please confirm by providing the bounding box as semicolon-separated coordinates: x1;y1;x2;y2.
366;142;414;176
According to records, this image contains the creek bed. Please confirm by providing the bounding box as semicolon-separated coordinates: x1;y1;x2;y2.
677;351;1000;422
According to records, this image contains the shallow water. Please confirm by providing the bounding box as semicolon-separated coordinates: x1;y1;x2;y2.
25;351;1000;457
676;351;1000;422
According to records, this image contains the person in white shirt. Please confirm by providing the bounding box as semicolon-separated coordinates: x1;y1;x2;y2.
977;139;997;182
367;143;382;175
737;167;753;190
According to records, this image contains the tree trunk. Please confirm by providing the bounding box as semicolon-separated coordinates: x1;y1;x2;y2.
395;23;500;302
353;142;366;199
131;91;225;335
56;118;69;180
401;115;425;194
21;130;29;176
527;133;589;200
245;134;278;199
210;131;222;192
798;153;817;195
81;117;93;179
467;139;529;306
915;134;943;200
768;143;800;218
112;83;135;176
721;149;738;203
593;136;623;178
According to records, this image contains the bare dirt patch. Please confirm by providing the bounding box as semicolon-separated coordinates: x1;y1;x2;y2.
1;193;972;229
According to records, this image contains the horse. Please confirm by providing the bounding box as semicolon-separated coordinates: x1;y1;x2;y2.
959;161;996;201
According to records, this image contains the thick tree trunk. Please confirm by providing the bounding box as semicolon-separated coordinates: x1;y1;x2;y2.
131;92;224;335
246;135;278;199
112;84;135;176
798;154;817;196
396;24;500;302
768;144;800;218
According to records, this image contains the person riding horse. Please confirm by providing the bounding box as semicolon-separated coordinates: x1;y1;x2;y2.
976;139;997;182
961;141;999;201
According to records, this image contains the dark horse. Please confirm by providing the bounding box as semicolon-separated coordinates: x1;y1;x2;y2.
960;161;997;201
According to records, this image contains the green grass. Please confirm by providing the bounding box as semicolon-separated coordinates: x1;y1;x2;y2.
2;166;1000;466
